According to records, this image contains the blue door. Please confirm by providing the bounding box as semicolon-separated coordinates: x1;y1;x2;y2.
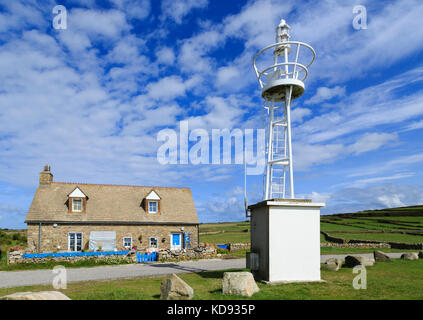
171;233;181;250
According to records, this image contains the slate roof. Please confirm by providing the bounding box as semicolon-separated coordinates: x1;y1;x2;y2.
25;182;199;225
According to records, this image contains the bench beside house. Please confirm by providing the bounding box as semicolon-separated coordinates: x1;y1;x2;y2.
25;166;199;252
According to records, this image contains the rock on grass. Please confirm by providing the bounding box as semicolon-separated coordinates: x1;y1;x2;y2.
323;258;343;271
373;250;390;262
160;273;194;300
0;291;70;300
401;253;419;260
222;272;259;297
345;255;375;268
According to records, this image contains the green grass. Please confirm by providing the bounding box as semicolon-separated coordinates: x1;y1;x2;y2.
320;222;366;231
363;216;423;223
0;229;27;268
322;218;422;231
199;222;249;233
1;260;422;300
200;231;250;244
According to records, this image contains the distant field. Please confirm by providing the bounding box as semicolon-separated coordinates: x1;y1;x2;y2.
320;222;366;231
200;205;423;247
200;231;250;244
200;222;250;233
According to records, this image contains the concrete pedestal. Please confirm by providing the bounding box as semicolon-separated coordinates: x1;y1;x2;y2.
248;199;325;283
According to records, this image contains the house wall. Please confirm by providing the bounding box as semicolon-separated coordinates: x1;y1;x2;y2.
27;223;199;252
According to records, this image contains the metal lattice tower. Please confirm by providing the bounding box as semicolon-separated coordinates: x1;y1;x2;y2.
253;19;315;200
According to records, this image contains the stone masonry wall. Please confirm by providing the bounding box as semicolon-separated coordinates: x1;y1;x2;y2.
8;246;217;264
7;250;132;264
27;223;198;252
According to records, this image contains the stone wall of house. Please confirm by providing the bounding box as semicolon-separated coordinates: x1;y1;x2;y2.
27;223;198;252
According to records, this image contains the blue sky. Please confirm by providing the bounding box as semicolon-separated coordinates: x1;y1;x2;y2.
1;0;423;229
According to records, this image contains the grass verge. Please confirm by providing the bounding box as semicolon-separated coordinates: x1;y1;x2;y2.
0;259;422;300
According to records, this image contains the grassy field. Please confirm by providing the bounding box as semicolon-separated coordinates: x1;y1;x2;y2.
0;259;422;300
198;205;423;257
200;205;423;245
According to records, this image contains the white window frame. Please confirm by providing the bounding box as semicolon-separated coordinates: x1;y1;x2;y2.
148;201;158;213
123;237;132;248
68;232;83;252
149;236;158;249
72;198;83;212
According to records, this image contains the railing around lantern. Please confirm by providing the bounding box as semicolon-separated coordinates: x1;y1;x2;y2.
252;41;316;89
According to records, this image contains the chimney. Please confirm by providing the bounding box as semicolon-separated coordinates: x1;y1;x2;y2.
39;165;53;186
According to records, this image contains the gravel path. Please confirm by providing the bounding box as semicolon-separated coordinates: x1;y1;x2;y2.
0;252;408;288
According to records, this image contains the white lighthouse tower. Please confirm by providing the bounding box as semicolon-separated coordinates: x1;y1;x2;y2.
247;20;325;283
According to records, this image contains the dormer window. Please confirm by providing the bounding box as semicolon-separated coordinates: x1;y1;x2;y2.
148;201;158;213
72;199;83;212
145;190;161;214
68;187;87;214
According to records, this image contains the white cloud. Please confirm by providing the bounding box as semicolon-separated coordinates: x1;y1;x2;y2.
292;0;423;83
322;183;423;214
197;187;246;223
291;108;311;123
305;86;346;105
296;67;423;144
335;173;415;189
110;0;151;21
0;1;46;33
155;46;175;65
178;29;223;74
298;191;331;204
348;132;398;156
377;194;405;208
186;95;247;130
215;66;241;88
294;132;398;172
70;8;131;39
146;75;196;101
160;0;209;24
294;143;345;171
402;119;423;132
347;152;423;179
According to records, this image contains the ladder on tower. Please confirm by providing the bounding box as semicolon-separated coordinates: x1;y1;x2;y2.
264;104;290;200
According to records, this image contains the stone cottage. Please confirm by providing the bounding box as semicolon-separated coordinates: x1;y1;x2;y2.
25;166;199;252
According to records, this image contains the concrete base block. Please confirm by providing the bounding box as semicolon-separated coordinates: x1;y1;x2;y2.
249;199;325;283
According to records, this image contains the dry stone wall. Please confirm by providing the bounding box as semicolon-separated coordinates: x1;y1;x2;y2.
321;231;423;250
7;246;217;264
